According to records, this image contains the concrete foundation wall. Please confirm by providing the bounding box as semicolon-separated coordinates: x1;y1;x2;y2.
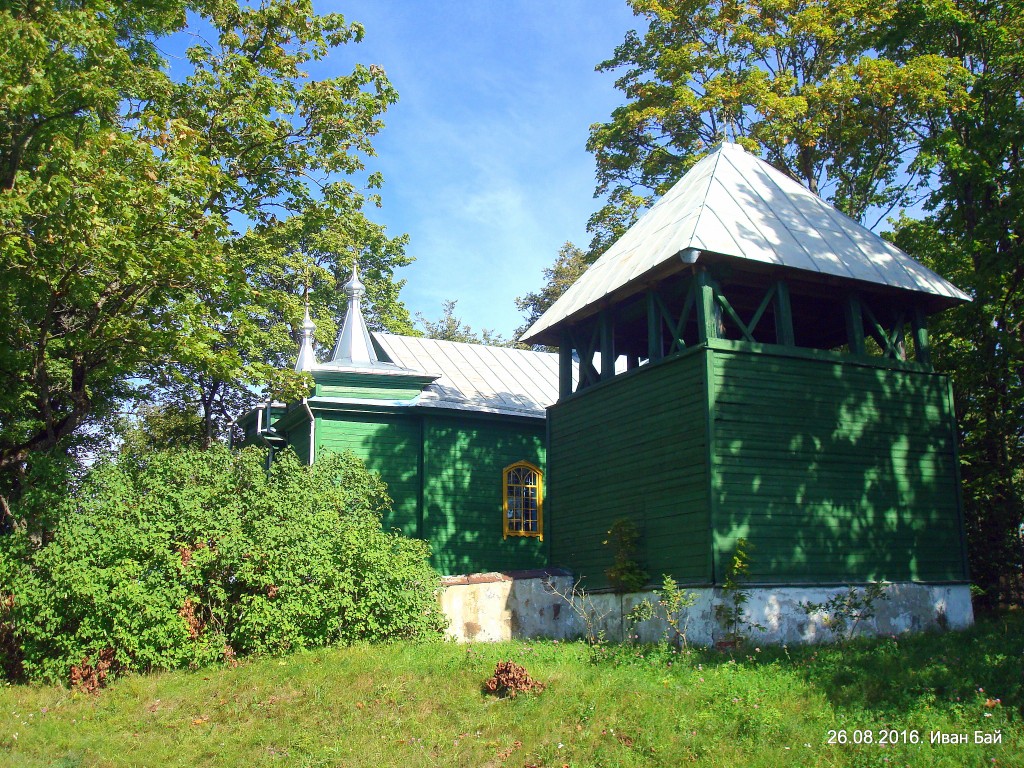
439;573;974;645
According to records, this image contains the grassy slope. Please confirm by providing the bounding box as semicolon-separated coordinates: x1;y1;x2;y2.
0;614;1021;768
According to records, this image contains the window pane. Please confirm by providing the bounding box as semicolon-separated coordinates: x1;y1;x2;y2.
504;463;541;536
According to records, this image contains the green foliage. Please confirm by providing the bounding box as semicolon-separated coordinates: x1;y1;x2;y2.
624;574;698;648
113;403;209;460
603;518;649;593
3;614;1022;766
624;597;656;629
714;538;764;645
801;584;890;641
514;242;590;345
0;1;412;501
584;0;968;252
0;446;446;684
659;574;698;648
416;299;513;347
885;0;1024;609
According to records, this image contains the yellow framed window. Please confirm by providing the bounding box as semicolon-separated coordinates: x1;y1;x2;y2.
503;461;543;540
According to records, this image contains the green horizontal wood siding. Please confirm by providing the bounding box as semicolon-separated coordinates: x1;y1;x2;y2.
423;415;547;575
548;350;711;590
289;422;311;465
313;372;427;401
315;412;421;537
311;407;547;574
709;343;967;583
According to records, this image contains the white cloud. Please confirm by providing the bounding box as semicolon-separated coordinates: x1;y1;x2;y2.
317;0;638;337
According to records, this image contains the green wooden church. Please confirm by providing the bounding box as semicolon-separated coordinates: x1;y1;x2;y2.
237;267;560;576
521;142;971;593
242;142;971;634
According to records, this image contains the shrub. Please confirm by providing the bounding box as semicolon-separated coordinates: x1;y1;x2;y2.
713;538;764;646
801;583;890;641
603;517;648;593
0;446;447;684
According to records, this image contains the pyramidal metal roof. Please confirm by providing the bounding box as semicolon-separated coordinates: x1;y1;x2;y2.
373;334;562;418
521;143;969;344
324;263;384;368
314;263;416;376
293;265;564;418
294;303;318;373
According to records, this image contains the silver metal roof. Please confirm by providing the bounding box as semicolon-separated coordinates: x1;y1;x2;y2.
373;334;562;418
322;263;394;370
522;142;969;344
307;262;421;376
294;303;318;373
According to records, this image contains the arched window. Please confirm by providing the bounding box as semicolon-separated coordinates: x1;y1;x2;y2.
503;461;543;540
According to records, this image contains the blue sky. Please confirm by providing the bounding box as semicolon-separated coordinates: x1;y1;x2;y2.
315;1;641;339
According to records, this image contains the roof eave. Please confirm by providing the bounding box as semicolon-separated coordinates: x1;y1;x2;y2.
520;250;971;347
520;250;696;346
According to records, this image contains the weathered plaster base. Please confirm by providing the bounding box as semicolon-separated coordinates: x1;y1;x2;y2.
439;574;974;645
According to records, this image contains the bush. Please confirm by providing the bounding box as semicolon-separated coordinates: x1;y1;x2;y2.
0;446;447;684
603;518;648;593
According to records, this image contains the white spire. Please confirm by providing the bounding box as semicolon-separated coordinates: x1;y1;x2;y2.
294;297;318;372
328;262;380;366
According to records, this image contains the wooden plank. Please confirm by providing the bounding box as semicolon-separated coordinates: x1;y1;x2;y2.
704;347;720;583
549;345;712;584
713;372;948;404
710;354;946;390
707;341;963;583
559;328;573;400
421;414;547;574
912;305;932;367
774;280;795;346
695;269;718;343
712;365;946;395
598;305;610;380
715;459;957;480
704;336;933;374
845;295;866;354
711;440;955;462
945;377;970;580
646;289;663;362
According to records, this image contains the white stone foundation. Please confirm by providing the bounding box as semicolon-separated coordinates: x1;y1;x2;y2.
439;573;974;645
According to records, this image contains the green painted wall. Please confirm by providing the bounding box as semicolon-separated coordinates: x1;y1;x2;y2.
548;341;967;589
313;372;428;401
548;349;711;590
289;420;310;465
422;415;547;575
314;412;421;538
305;408;547;574
709;342;966;583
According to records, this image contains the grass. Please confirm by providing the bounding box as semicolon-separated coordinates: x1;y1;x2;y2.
0;613;1021;768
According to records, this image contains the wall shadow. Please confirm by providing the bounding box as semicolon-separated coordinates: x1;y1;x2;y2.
711;345;965;584
356;402;547;576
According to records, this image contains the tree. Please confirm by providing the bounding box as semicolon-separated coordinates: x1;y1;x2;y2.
885;0;1024;608
514;242;589;345
417;300;512;346
143;206;414;449
112;403;207;460
517;0;965;350
0;1;411;509
584;0;967;253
